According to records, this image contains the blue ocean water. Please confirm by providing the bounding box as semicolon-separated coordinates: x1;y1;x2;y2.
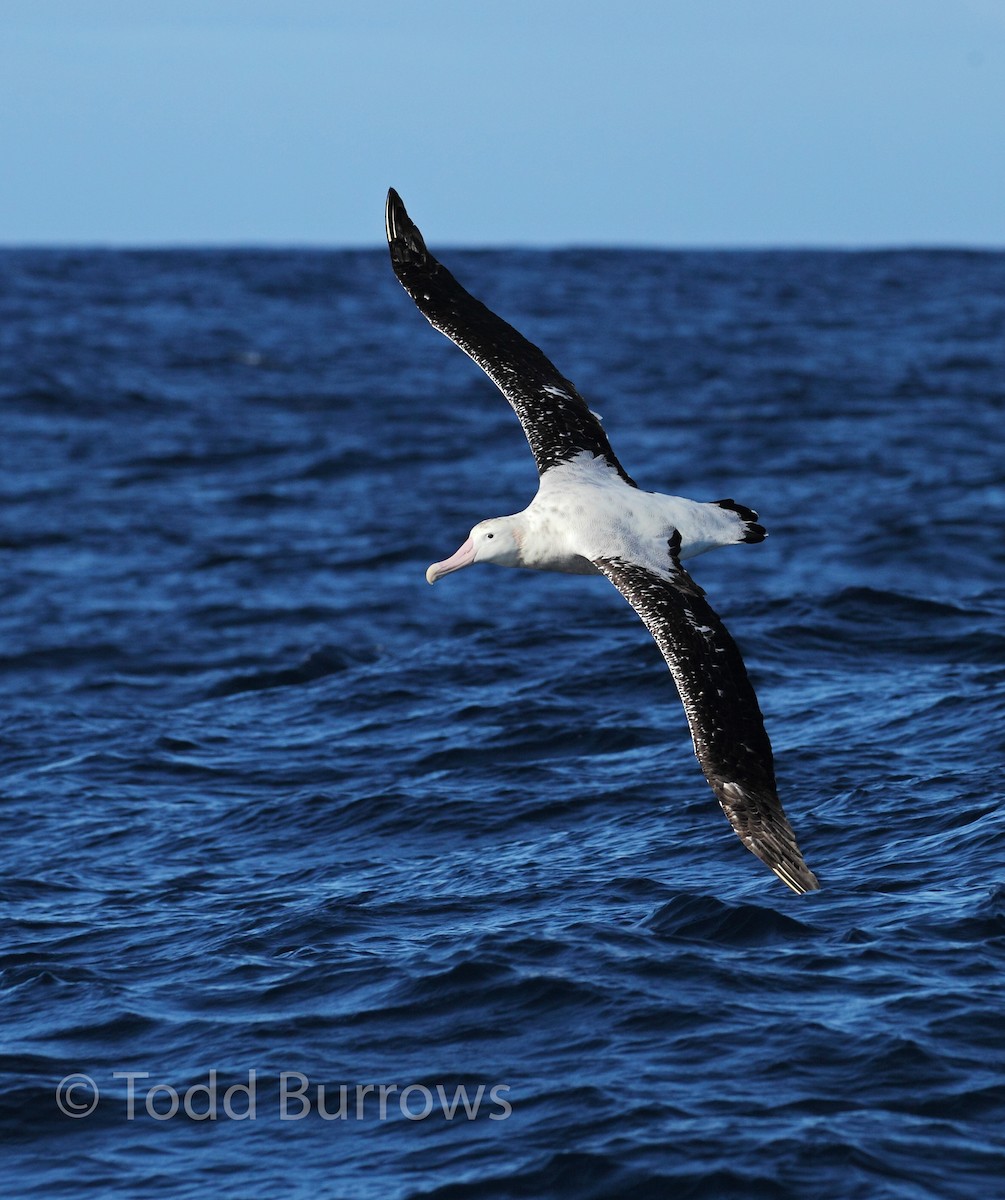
1;244;1003;1198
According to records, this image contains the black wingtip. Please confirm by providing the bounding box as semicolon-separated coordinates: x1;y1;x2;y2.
769;858;822;894
385;188;428;267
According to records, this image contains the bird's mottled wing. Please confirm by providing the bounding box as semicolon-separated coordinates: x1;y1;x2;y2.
386;188;636;485
594;548;820;894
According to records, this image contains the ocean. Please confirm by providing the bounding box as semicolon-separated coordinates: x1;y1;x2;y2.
2;244;1003;1198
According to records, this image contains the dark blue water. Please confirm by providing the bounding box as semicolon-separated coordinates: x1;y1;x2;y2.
2;245;1004;1198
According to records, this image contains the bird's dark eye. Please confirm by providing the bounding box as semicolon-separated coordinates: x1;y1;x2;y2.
486;533;494;539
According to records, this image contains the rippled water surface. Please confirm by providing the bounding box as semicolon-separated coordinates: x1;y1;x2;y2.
2;246;1004;1198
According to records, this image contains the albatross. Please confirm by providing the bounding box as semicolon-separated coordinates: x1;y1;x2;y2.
385;188;820;895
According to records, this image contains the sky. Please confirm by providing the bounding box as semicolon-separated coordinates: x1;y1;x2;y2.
1;0;1004;247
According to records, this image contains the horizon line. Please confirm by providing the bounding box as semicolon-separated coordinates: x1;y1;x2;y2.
1;238;1002;254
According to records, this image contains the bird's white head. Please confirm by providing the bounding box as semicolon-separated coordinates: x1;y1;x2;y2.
425;516;523;584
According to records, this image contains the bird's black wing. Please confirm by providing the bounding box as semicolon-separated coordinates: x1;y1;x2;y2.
594;546;820;894
386;188;637;485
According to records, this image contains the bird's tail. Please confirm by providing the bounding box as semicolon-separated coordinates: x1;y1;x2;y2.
715;498;767;544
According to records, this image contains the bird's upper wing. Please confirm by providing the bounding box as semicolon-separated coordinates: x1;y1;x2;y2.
593;542;820;894
386;188;637;486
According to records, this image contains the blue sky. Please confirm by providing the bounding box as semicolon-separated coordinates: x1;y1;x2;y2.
2;0;1003;246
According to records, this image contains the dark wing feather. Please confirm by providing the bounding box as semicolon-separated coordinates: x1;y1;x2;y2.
386;188;636;485
594;552;820;894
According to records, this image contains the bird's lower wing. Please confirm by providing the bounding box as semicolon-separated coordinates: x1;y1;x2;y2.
593;552;820;894
386;189;636;485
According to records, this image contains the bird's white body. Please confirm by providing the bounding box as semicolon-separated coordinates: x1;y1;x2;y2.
528;453;753;567
428;451;753;583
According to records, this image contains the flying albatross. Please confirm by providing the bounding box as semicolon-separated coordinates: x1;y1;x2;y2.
385;188;820;895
